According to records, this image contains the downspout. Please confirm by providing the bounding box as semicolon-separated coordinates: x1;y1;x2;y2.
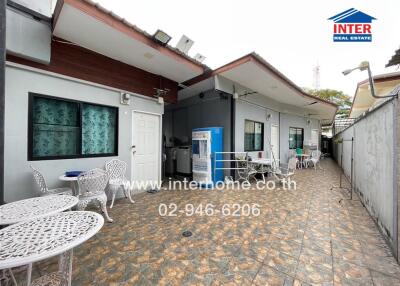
0;0;5;205
393;98;399;260
230;93;236;177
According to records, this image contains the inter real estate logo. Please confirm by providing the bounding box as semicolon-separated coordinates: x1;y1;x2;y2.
328;8;376;42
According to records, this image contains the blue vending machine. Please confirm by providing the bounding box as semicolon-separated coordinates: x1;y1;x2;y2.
192;127;224;188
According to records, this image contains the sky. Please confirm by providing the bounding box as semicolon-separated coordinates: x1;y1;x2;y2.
94;0;399;97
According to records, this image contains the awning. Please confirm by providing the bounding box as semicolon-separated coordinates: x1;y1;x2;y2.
183;53;338;125
53;0;206;83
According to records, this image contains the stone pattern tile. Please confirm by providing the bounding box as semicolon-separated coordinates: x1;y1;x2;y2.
16;159;400;285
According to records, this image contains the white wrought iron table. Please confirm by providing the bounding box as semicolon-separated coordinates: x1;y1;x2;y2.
0;211;104;286
250;158;280;182
58;175;79;196
0;195;79;285
0;195;79;225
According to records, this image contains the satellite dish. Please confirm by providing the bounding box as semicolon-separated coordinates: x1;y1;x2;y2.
175;35;194;55
194;53;206;63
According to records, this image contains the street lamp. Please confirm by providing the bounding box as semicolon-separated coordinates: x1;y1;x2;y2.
342;61;396;98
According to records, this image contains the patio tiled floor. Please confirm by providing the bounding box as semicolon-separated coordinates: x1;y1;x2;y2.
27;159;400;285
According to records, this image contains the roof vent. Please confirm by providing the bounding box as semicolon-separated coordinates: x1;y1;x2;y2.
175;35;194;55
194;53;206;63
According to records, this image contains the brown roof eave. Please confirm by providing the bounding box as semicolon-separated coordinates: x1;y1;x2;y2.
53;0;208;75
183;52;338;110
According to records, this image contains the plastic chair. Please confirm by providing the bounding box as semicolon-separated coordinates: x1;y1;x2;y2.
308;150;322;170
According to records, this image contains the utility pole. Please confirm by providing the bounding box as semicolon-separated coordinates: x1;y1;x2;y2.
0;0;5;205
312;62;320;90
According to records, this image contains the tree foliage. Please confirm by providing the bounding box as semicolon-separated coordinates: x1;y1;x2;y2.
304;88;352;118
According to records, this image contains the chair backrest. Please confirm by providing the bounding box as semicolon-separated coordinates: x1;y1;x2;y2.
77;168;108;197
288;157;297;172
311;150;322;161
30;165;48;194
105;159;127;181
296;148;303;155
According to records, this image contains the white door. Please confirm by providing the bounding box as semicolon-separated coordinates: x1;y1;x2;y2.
132;111;161;186
271;125;279;160
311;129;319;149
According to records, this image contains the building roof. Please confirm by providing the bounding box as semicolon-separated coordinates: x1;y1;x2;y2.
328;8;376;23
183;52;338;124
386;47;400;67
53;0;208;83
349;71;400;118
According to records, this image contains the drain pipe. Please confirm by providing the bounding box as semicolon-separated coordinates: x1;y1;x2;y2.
350;137;354;200
393;98;399;260
0;0;5;205
230;92;236;177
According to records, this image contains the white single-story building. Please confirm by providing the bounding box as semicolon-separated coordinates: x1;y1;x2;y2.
4;0;206;202
164;53;338;173
4;0;337;203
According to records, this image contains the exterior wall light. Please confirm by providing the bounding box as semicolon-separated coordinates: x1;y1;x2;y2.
120;92;131;105
153;30;172;46
153;88;169;105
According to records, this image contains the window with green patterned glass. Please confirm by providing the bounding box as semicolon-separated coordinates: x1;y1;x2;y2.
82;103;117;155
289;127;303;149
244;120;264;152
29;93;118;160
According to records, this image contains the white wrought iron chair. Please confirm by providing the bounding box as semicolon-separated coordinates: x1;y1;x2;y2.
235;156;257;183
272;157;297;184
308;150;322;170
105;159;134;208
30;165;73;196
76;168;113;222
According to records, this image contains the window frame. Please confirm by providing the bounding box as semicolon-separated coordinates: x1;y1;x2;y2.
28;93;119;161
289;127;304;149
244;119;264;152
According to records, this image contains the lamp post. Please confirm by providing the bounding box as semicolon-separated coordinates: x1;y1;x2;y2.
0;0;5;205
342;61;397;99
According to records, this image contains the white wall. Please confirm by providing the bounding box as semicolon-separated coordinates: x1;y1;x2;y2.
333;100;396;251
6;7;51;64
235;95;320;162
279;113;320;162
235;98;279;159
5;65;163;202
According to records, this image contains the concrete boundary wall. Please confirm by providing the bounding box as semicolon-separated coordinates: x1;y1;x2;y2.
333;98;398;258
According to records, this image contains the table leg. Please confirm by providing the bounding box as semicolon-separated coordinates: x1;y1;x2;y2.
9;268;17;285
0;269;17;286
59;249;73;286
70;182;78;196
26;263;32;286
